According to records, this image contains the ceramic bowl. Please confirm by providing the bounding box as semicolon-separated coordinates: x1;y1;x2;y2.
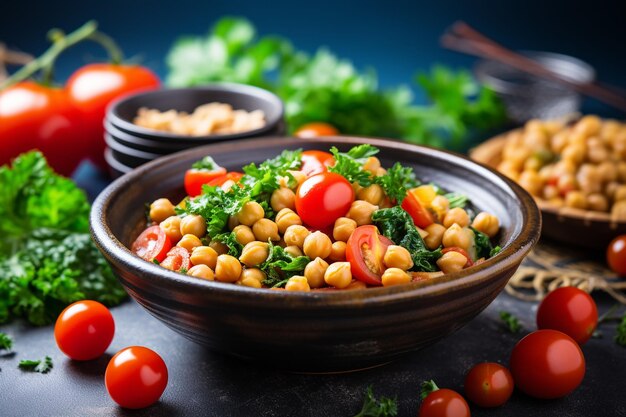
91;136;540;372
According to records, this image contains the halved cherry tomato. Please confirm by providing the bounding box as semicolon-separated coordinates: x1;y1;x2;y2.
441;247;474;268
131;225;172;263
536;286;598;344
160;246;190;272
607;234;626;276
464;362;514;408
206;171;244;187
294;122;339;138
295;172;354;229
419;388;470;417
184;166;228;197
300;150;335;177
346;225;394;286
401;191;434;228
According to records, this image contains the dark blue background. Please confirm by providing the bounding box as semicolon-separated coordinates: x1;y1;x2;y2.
2;0;625;105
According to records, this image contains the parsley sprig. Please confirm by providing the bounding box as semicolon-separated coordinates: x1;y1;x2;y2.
19;356;53;374
261;242;310;288
0;332;13;352
329;145;379;187
499;311;523;333
615;314;626;347
354;386;398;417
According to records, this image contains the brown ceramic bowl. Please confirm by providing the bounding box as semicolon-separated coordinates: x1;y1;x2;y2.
90;136;540;372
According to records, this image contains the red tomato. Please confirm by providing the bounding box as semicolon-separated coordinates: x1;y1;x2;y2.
66;64;160;169
509;329;585;399
401;191;434;228
295;172;354;229
54;300;115;361
184;166;227;197
536;286;598;344
464;362;514;408
160;246;190;272
419;388;470;417
346;225;394;285
441;247;474;268
300;150;335;177
206;171;244;187
294;122;339;138
0;81;89;176
105;346;168;409
607;235;626;276
131;225;172;263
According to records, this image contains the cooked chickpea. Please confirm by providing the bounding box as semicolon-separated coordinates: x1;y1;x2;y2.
423;223;446;250
252;218;280;242
177;234;202;252
187;264;214;280
228;215;240;231
442;224;472;250
357;184;384;205
575;115;602;136
240;267;266;283
303;231;332;259
149;198;176;223
333;217;357;242
324;262;352;289
597;161;617;183
383;245;413;271
442;207;470;228
430;195;450;221
214;254;242;282
375;167;387;177
381;268;411;286
615;185;626;202
159;216;182;243
304;257;329;288
471;212;500;238
587;193;608;212
347;200;378;226
557;174;577;195
239;241;269;267
275;208;302;234
236;201;264;226
543;185;559;200
588;143;609;164
561;144;585;164
518;170;543;196
345;280;367;290
270;187;296;212
284;245;303;257
239;275;262;288
180;214;206;238
564;191;587;210
233;225;256;245
612;200;626;221
209;240;229;255
285;275;311;291
190;246;218;269
280;170;307;189
363;156;381;174
283;225;310;248
436;251;467;274
328;241;347;262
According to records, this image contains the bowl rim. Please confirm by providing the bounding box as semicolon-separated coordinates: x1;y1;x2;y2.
106;83;285;142
91;136;541;307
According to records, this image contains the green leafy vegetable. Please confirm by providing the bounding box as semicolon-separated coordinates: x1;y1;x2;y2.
19;356;53;373
261;242;310;288
191;155;220;170
444;192;468;209
374;163;420;203
616;315;626;347
212;232;244;257
471;227;499;259
0;152;126;326
420;380;440;401
499;311;523;333
0;332;13;351
329;145;379;187
354;386;398;417
372;207;442;272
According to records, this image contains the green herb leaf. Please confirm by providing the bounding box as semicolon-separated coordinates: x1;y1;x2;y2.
374;163;419;203
0;332;13;351
353;386;398;417
329;145;379;187
471;227;497;260
19;356;53;373
191;155;221;171
444;192;468;209
261;241;310;287
615;315;626;347
499;311;523;333
420;380;440;401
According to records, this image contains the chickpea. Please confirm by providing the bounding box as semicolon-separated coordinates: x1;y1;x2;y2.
233;225;256;245
614;185;626;202
612;201;626;221
375;167;387;177
328;241;347;262
471;212;500;238
347;200;378;226
190;246;218;269
617;162;626;183
324;262;352;289
239;275;262;288
221;180;236;192
180;214;207;238
284;245;303;258
352;182;363;195
270;187;296;212
227;215;240;231
587;143;609;164
252;218;280;242
550;131;569;153
597;161;618;183
304;257;329;288
285;276;311;292
187;264;214;280
381;268;411;286
239;241;269;267
577;164;602;194
240;267;266;283
442;224;472;251
303;231;332;259
442;207;470;228
160;216;182;243
430;195;450;221
363;156;381;174
209;240;229;255
177;234;202;252
423;223;446;250
605;182;620;201
383;245;413;271
283;225;310;248
345;280;367;290
518;170;543;196
280;170;307;189
236;201;264;226
436;251;467;274
574;115;602;136
587;193;609;212
275;208;302;234
357;184;384;206
556;174;577;196
333;217;357;242
149;198;176;223
564;191;587;210
543;185;559;200
214;254;242;283
561;144;585;164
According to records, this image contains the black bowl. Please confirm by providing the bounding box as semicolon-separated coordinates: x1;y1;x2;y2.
91;136;540;372
103;148;132;179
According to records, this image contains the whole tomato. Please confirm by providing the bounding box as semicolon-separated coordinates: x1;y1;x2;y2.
464;362;514;408
536;286;598;344
66;63;160;169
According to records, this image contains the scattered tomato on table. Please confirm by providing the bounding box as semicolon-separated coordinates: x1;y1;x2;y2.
536;286;598;344
419;380;470;417
464;362;514;408
607;234;626;276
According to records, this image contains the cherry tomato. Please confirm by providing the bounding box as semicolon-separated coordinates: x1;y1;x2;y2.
105;346;168;409
401;191;434;228
66;63;160;169
346;225;394;285
206;171;244;187
300;150;335;177
441;247;474;268
607;234;626;276
184;166;227;197
0;81;89;176
131;225;172;263
293;122;339;138
295;172;354;229
510;329;585;399
419;388;470;417
54;300;115;361
160;246;190;272
536;286;598;344
464;362;514;408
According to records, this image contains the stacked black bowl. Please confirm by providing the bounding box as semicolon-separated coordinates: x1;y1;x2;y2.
104;83;285;177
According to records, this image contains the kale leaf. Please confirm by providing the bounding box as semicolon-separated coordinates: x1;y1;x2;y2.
260;242;310;288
